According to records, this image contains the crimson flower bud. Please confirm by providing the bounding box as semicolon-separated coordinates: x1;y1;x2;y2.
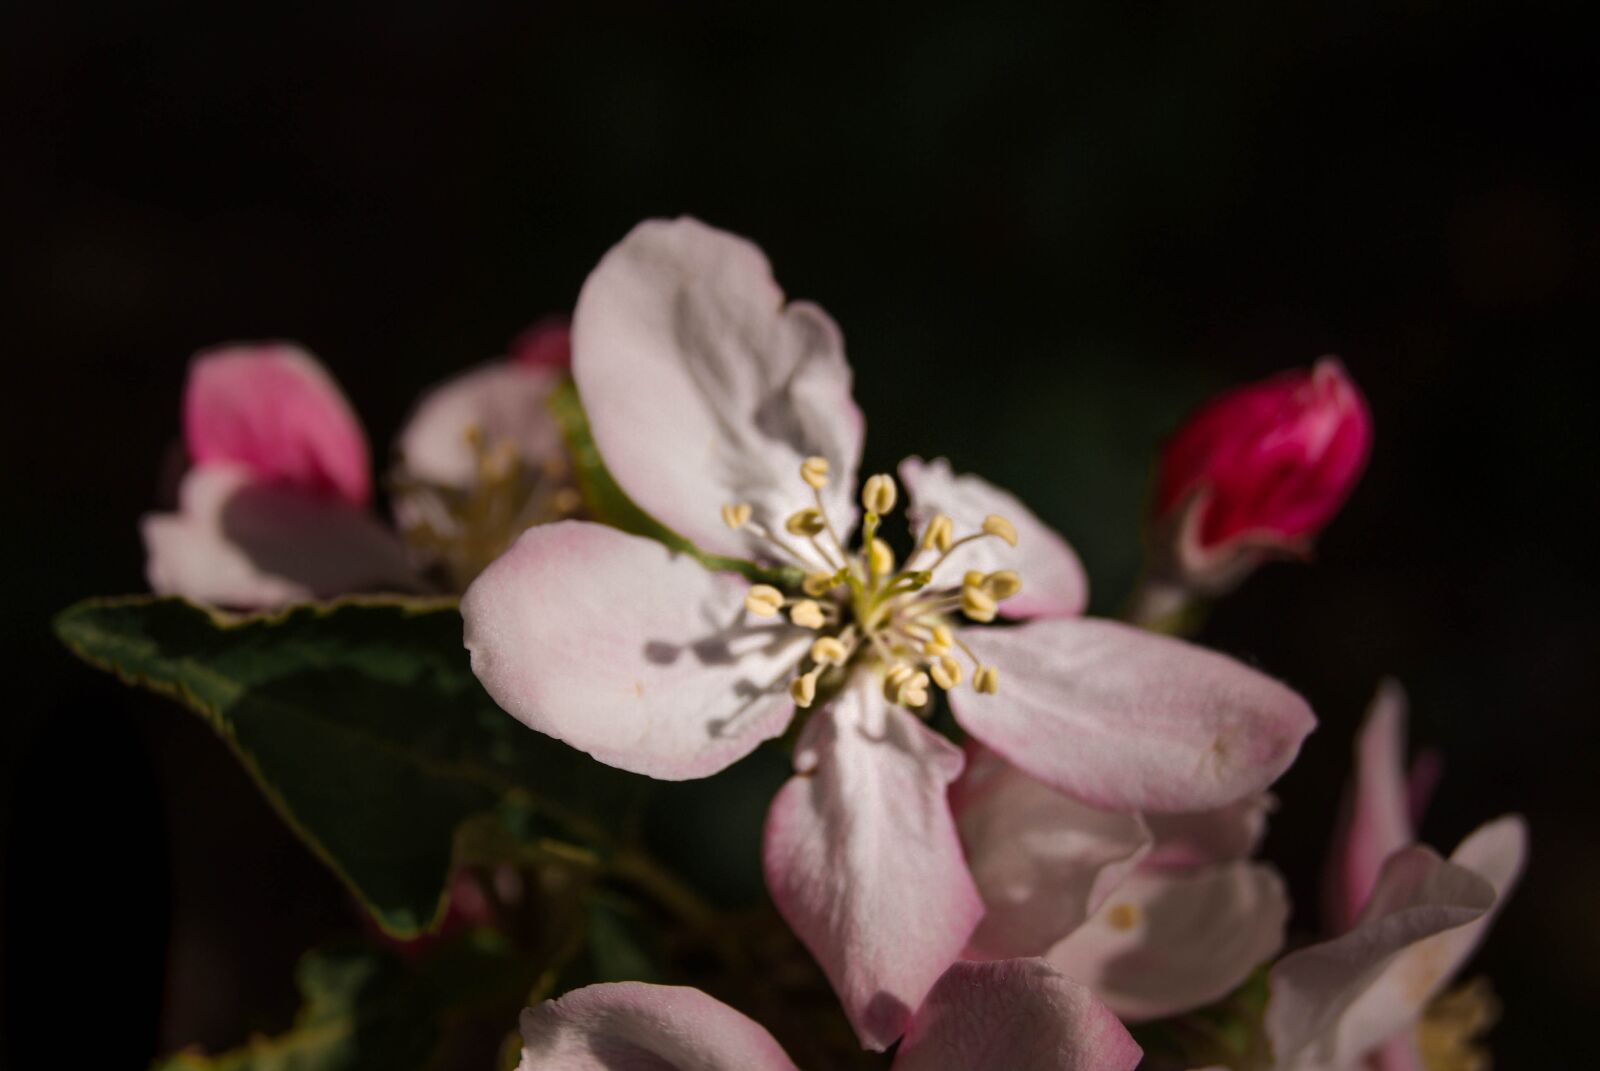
509;315;572;370
1151;357;1371;591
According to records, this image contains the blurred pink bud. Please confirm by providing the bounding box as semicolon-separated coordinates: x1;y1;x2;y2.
508;316;572;370
1155;357;1372;557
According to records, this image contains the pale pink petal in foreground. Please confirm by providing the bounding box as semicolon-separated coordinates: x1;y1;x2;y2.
763;679;982;1051
1326;679;1415;933
892;958;1141;1071
1046;862;1289;1021
463;521;807;780
573;217;864;564
142;466;416;608
1142;795;1273;869
953;745;1151;958
951;617;1315;813
517;982;799;1071
1264;845;1498;1070
395;360;567;489
898;456;1088;619
184;343;372;506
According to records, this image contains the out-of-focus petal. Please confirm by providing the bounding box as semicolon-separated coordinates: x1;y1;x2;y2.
1264;845;1497;1070
142;466;416;608
1370;1033;1426;1071
184;343;371;506
899;457;1088;619
517;982;799;1071
1142;795;1273;869
892;959;1141;1071
1326;679;1414;933
395;360;567;489
951;618;1315;813
509;316;572;370
462;521;805;780
573;217;863;565
1045;863;1289;1021
952;745;1150;958
763;679;982;1051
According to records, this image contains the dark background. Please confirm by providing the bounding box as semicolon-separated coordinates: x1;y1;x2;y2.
3;3;1594;1066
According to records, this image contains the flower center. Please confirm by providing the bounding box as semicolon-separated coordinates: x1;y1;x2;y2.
397;422;582;590
724;457;1022;712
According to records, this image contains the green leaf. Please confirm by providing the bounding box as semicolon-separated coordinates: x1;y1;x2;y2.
153;934;528;1071
54;595;646;936
547;379;797;586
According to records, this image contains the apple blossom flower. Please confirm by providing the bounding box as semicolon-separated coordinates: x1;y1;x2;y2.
391;317;582;590
953;744;1288;1022
515;957;1141;1071
1262;682;1527;1071
141;343;415;608
1143;359;1372;606
462;217;1316;1050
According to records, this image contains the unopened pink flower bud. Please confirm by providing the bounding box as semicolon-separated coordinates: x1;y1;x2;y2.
508;315;572;370
1151;357;1371;592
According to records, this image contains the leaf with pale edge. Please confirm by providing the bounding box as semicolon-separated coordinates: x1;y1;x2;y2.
53;595;645;936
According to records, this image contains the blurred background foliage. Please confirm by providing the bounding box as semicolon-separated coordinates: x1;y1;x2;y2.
2;2;1594;1066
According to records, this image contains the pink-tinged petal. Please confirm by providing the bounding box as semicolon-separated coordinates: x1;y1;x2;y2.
892;959;1141;1071
1142;795;1273;869
509;315;572;370
951;618;1315;813
462;521;806;780
573;217;864;565
899;457;1088;619
952;745;1151;959
395;359;567;489
1407;749;1444;830
1370;1032;1425;1071
141;467;416;608
517;982;798;1071
762;679;982;1051
184;343;371;506
1326;680;1414;934
1046;863;1289;1021
1332;816;1527;1065
1264;845;1497;1070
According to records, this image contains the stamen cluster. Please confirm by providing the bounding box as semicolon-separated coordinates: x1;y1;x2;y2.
727;457;1023;712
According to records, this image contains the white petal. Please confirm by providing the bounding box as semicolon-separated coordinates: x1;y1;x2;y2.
518;982;798;1070
395;359;567;489
900;457;1088;619
1046;863;1289;1021
1325;679;1414;933
1142;795;1274;869
573;217;864;564
951;618;1315;813
462;521;805;780
763;679;982;1051
953;746;1151;958
142;466;417;609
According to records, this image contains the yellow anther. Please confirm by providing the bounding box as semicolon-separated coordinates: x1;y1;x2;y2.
862;474;898;515
882;663;914;703
1105;902;1140;932
931;624;954;649
800;456;831;490
922;638;951;659
811;636;849;666
896;670;931;708
868;538;895;577
721;503;753;530
973;665;1000;694
922;513;954;553
930;656;962;690
790;667;822;708
785;508;826;537
789;600;826;629
963;569;986;590
982;514;1019;547
744;585;785;618
984;570;1023;600
961;585;998;623
802;571;836;597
